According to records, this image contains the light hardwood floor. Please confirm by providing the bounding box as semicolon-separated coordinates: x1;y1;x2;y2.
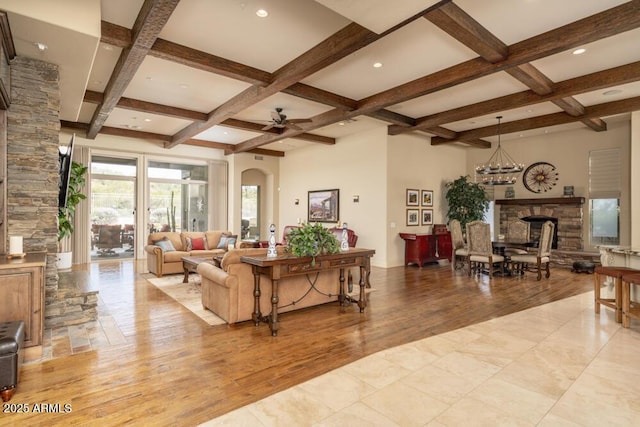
7;260;595;425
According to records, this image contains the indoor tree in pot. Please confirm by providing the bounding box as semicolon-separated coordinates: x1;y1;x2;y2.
57;161;88;270
285;222;340;266
445;175;490;233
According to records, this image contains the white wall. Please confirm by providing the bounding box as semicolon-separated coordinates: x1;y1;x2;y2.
386;133;468;267
279;126;388;266
466;118;631;249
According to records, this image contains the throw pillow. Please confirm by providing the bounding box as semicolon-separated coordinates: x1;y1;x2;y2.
217;234;238;249
154;239;176;252
190;237;206;250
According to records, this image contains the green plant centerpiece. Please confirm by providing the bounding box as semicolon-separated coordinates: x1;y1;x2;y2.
58;161;88;245
285;222;340;265
444;175;489;232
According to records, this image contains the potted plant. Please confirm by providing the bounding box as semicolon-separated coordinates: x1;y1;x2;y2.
285;222;340;265
57;161;88;269
445;175;489;233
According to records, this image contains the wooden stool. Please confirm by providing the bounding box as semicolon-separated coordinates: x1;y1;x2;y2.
621;273;640;328
594;266;639;323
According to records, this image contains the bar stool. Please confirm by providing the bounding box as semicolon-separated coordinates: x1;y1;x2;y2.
621;272;640;328
594;266;640;323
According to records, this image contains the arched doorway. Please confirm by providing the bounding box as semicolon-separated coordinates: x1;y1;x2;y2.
241;169;267;240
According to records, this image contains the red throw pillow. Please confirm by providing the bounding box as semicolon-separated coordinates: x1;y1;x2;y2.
191;237;205;250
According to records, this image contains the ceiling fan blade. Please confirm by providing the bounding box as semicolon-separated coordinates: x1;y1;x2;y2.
287;123;303;131
262;123;275;131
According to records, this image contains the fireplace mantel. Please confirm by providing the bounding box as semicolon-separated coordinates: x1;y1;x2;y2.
496;197;585;206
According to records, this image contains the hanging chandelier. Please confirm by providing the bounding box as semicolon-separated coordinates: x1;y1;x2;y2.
475;116;523;185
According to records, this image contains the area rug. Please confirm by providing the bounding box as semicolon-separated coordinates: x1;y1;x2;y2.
144;273;226;326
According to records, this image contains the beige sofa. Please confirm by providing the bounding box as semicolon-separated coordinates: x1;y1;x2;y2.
144;231;232;277
197;247;340;324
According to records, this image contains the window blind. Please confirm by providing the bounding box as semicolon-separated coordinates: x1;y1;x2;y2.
589;148;620;199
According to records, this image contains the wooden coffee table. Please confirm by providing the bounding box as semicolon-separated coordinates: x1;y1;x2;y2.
181;256;216;283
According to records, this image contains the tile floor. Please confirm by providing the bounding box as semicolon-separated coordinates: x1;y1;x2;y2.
201;291;640;426
27;296;126;363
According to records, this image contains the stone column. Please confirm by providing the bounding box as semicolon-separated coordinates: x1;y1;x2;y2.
7;56;60;308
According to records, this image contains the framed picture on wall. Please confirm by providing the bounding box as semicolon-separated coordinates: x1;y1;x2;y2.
421;190;433;207
308;189;339;222
406;189;419;206
421;209;433;225
407;209;419;226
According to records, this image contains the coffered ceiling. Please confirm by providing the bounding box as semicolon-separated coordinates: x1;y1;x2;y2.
2;0;640;156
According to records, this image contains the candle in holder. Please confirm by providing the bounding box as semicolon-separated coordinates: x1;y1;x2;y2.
9;235;23;255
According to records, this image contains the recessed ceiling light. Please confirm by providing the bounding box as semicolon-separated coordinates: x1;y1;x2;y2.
338;122;345;126
103;45;113;51
34;42;48;52
603;89;622;96
143;118;152;122
178;83;189;89
256;9;268;17
223;131;229;135
373;62;383;68
572;48;586;55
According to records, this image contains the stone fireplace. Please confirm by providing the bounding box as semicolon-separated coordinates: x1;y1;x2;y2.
496;197;599;268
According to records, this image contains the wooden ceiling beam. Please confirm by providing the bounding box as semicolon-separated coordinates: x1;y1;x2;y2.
233;3;640;152
424;1;508;63
581;117;607;132
150;38;271;86
422;0;606;134
87;0;181;139
83;91;335;145
430;96;640;144
167;22;380;148
552;97;585;116
389;60;640;135
359;1;640;116
100;22;420;129
505;64;554;95
184;139;285;157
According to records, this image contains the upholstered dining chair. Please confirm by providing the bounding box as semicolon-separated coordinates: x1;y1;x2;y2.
505;219;530;255
466;220;504;276
449;219;468;271
510;220;554;280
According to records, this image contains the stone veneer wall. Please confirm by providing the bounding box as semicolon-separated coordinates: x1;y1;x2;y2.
7;56;60;323
498;198;601;269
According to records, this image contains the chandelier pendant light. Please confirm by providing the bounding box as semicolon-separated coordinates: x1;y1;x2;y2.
475;116;523;185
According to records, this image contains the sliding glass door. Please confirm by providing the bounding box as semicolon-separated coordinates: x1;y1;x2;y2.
90;156;137;261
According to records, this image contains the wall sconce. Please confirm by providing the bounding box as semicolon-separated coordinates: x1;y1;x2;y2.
294;198;299;205
353;195;359;203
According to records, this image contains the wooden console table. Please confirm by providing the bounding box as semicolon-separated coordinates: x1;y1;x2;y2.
241;248;375;336
0;252;46;361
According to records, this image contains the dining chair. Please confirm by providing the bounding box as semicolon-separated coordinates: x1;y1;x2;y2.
449;219;468;271
510;220;554;280
466;220;504;276
505;219;530;255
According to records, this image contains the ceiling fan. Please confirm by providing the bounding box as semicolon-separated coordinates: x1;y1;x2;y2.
261;108;312;131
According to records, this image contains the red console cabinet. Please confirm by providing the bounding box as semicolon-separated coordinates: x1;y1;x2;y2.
399;229;452;267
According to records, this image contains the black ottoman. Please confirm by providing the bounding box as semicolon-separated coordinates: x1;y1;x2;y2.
572;261;596;274
0;321;25;402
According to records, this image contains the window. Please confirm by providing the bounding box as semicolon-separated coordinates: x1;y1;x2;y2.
147;161;208;232
589;149;620;246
